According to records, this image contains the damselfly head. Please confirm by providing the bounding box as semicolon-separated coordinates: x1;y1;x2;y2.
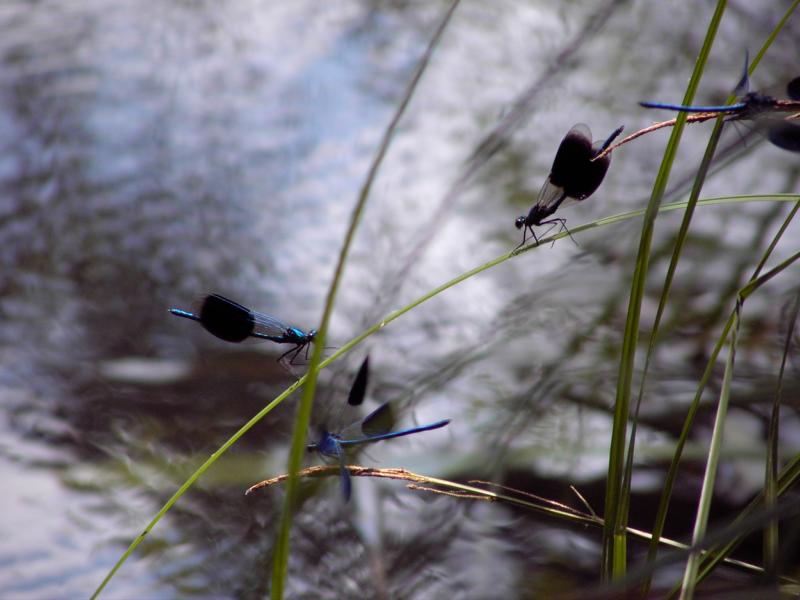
309;428;339;457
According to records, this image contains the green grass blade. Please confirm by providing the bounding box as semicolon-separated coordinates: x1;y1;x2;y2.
88;379;304;600
740;252;800;302
626;108;726;595
747;0;800;75
676;247;800;598
753;200;800;279
637;0;799;585
269;3;462;598
655;247;800;598
678;302;739;600
764;292;800;578
691;454;800;588
646;199;799;597
602;0;728;580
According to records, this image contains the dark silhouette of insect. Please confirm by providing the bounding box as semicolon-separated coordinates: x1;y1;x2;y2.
169;293;316;364
307;356;450;501
515;123;624;248
640;55;800;153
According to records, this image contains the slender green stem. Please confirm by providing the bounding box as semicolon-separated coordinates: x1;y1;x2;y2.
764;293;800;577
692;453;800;587
644;187;798;588
646;200;800;597
625;4;800;587
676;251;800;599
663;249;800;597
631;104;726;597
602;0;728;579
268;2;462;598
678;303;739;600
89;380;303;600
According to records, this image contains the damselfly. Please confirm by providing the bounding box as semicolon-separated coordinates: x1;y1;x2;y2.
639;58;800;153
169;293;316;364
515;124;624;248
307;356;450;501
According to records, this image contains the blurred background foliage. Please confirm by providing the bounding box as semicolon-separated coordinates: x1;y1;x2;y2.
2;0;800;597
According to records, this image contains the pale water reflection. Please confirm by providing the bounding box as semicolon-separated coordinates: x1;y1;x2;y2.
2;1;800;597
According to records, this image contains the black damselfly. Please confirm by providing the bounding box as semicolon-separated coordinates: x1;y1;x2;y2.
169;293;316;364
515;123;624;248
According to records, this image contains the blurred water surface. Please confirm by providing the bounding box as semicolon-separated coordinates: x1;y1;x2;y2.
2;0;800;597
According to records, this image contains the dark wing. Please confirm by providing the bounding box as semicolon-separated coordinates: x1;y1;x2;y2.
549;124;592;189
347;356;370;406
786;76;800;101
767;119;800;153
563;125;624;202
550;123;610;200
360;402;396;437
198;294;256;342
528;123;597;219
199;293;295;342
